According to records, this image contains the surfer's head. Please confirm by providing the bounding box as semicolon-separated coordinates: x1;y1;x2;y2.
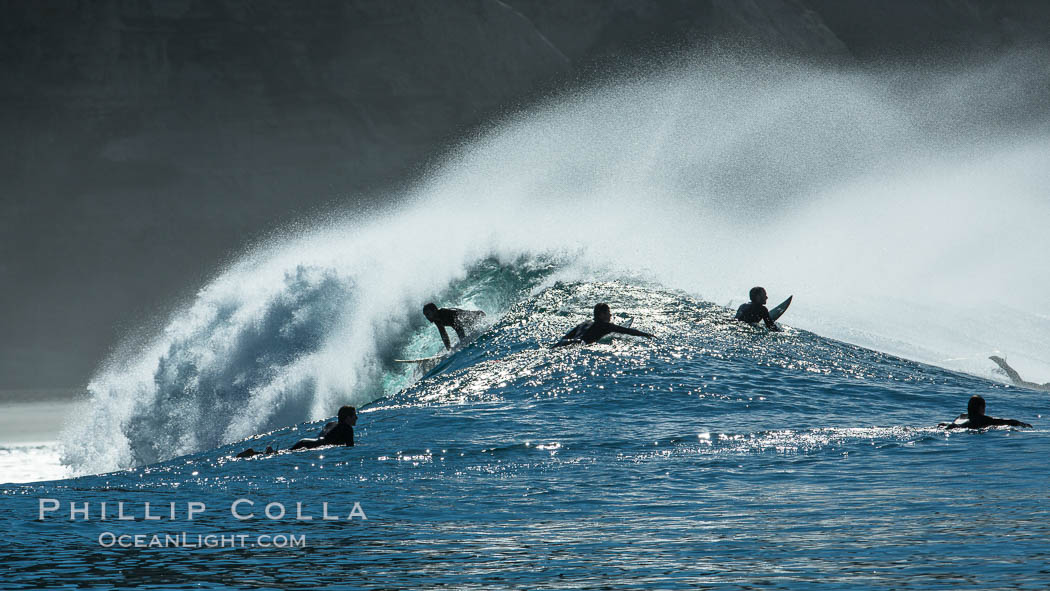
967;395;986;418
338;405;358;426
423;303;439;322
593;303;611;323
749;287;767;305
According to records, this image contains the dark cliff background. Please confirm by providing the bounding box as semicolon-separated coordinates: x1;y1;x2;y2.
2;0;1049;393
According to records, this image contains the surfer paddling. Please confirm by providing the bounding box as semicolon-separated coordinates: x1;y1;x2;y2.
424;303;486;350
291;405;357;449
236;405;357;457
734;286;782;331
939;395;1032;430
553;303;654;347
989;356;1050;392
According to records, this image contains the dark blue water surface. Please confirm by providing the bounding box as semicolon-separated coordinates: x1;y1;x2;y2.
2;283;1048;589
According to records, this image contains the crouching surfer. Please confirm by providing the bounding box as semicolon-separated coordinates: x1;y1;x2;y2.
734;286;781;331
553;303;655;347
236;405;357;457
939;395;1032;430
424;303;486;350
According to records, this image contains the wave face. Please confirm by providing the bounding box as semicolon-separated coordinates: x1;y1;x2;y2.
10;281;1049;589
60;50;1050;475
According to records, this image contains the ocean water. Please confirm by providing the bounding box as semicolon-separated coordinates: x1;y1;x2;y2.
3;280;1049;589
3;52;1050;588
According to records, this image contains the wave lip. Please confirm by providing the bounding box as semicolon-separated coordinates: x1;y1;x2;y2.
59;254;552;475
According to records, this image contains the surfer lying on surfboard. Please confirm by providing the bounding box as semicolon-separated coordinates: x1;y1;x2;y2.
424;303;486;350
734;286;783;331
989;356;1050;392
939;395;1032;430
236;405;357;457
552;303;654;347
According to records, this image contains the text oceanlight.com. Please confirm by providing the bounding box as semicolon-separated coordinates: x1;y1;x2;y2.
98;532;306;548
37;498;367;549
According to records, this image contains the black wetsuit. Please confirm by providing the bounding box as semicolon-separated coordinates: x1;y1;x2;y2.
735;302;780;331
553;320;653;347
943;413;1032;430
291;420;355;450
235;445;275;458
430;308;485;350
319;421;355;446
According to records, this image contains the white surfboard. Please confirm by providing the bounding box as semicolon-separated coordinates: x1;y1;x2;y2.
393;354;447;364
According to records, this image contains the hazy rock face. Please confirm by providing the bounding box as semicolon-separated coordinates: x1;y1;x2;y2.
2;0;569;195
1;0;1048;390
805;0;1050;59
505;0;850;62
507;0;1050;65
